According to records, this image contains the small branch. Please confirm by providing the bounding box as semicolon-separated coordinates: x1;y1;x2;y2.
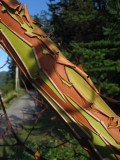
21;79;45;106
0;57;9;69
0;143;17;147
0;95;21;144
46;133;76;153
23;107;47;144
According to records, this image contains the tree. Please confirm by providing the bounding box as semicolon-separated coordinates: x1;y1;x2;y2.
1;57;16;94
6;57;20;92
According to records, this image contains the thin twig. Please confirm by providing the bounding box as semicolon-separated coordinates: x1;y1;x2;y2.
0;95;21;144
21;79;45;106
0;57;9;69
23;107;47;144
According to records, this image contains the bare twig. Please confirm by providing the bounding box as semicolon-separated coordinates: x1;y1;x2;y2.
23;107;47;144
0;95;21;144
0;57;9;69
21;79;45;106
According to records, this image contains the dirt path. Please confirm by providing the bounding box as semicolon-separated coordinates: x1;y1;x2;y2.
0;92;41;135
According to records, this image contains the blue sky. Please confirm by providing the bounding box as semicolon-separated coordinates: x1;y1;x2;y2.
20;0;49;15
0;0;49;71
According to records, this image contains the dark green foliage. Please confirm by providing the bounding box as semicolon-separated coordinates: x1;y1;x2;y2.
0;71;8;89
8;58;16;79
0;58;16;94
0;71;14;95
